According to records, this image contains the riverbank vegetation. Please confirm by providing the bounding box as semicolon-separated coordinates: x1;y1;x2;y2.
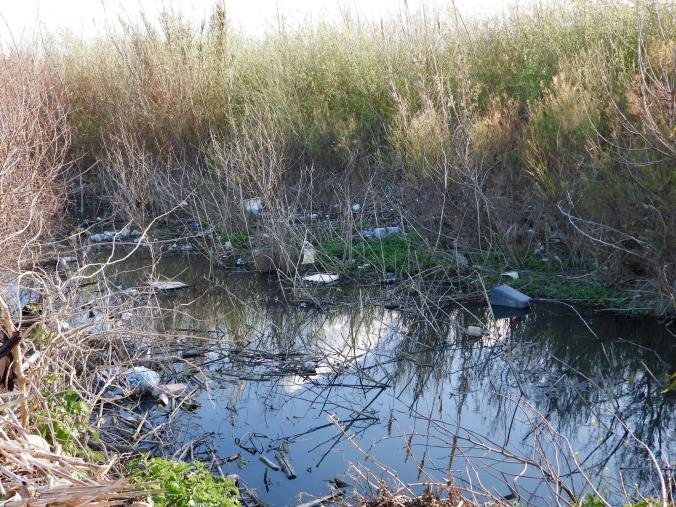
0;1;675;505
3;0;674;315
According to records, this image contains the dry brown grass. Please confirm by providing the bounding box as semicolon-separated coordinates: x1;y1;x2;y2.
361;491;477;507
0;53;70;269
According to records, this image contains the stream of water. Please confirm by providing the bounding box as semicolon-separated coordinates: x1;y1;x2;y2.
97;251;674;506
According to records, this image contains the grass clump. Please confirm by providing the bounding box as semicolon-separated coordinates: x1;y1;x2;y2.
478;252;633;309
580;495;661;507
512;273;631;309
315;232;445;276
128;455;240;507
35;389;104;462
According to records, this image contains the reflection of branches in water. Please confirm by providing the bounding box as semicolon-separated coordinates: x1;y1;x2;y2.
100;252;673;504
498;313;675;486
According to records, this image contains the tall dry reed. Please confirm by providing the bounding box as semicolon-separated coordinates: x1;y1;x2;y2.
0;54;70;268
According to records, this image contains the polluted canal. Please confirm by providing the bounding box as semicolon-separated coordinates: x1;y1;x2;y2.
89;251;674;506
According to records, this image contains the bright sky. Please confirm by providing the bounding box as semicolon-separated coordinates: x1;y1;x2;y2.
0;0;520;41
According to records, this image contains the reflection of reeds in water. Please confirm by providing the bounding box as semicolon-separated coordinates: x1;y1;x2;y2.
2;239;671;504
121;259;673;455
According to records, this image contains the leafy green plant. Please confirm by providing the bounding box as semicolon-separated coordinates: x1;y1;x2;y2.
580;495;606;507
578;494;661;507
36;390;103;461
511;273;630;308
128;456;240;507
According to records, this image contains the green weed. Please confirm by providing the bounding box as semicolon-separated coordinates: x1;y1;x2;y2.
36;389;103;462
580;495;660;507
128;456;240;507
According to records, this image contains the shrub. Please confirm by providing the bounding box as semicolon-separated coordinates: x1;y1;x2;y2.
0;53;70;267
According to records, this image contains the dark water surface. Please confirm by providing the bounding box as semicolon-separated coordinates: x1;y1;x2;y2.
102;251;674;506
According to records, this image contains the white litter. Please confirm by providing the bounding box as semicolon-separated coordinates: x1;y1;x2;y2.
502;271;520;280
116;366;161;394
363;226;401;240
466;326;485;338
148;280;188;290
244;197;262;215
302;242;316;265
303;274;339;284
25;434;51;452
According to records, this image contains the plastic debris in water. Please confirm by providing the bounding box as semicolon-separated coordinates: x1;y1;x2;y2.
489;284;531;309
466;326;485;338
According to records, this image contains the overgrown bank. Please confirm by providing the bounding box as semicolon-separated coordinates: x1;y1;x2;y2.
2;0;674;315
0;5;674;502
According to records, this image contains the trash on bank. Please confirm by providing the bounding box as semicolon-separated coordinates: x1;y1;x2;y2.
244;197;262;216
89;228;133;243
100;367;187;400
489;284;531;309
89;231;113;243
0;284;41;318
502;271;519;280
303;274;339;284
295;212;320;222
302;242;316;265
453;251;470;270
111;366;161;395
21;351;42;371
153;383;188;396
363;226;401;240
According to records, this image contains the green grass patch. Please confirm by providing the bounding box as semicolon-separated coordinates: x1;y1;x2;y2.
476;252;632;309
128;456;240;507
511;273;631;308
314;231;451;276
220;230;251;249
580;495;661;507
